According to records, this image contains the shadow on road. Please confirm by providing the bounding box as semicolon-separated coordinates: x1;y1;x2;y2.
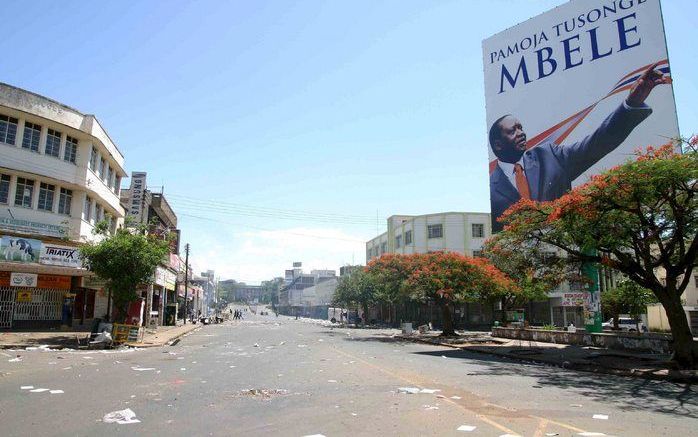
415;348;698;419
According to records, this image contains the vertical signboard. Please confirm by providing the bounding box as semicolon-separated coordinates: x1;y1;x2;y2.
127;172;147;227
483;0;679;232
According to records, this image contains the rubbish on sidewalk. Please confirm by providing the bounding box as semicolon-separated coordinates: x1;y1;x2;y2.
457;425;477;432
131;367;155;371
545;433;560;436
103;408;141;424
8;357;22;362
592;414;609;420
327;380;337;383
577;433;607;436
302;434;326;437
423;405;439;410
418;324;429;334
570;404;583;407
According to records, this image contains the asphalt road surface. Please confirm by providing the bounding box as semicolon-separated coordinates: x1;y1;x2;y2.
1;310;696;436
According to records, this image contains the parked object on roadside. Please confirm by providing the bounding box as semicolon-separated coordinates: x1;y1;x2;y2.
567;323;576;333
602;317;646;332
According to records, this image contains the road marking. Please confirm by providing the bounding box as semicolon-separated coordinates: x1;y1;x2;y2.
332;343;591;437
332;346;520;436
533;418;549;437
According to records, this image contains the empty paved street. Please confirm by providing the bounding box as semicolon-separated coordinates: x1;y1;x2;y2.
1;312;696;436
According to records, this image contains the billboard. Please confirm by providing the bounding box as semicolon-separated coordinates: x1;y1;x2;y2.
127;171;147;226
39;243;82;268
483;0;679;232
0;236;42;263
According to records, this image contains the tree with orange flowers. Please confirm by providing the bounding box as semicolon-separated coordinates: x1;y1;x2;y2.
368;252;514;336
496;138;698;368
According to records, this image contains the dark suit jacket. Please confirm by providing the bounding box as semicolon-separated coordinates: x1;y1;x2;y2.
490;103;652;232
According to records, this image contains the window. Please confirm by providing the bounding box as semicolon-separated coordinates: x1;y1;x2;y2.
0;174;10;203
22;122;41;152
472;223;485;238
472;250;484;258
14;177;34;207
64;136;77;163
95;204;104;223
427;224;443;239
45;128;62;158
0;114;18;145
395;235;401;249
405;230;412;245
89;146;99;171
114;176;121;194
380;242;387;254
367;249;372;260
83;196;93;222
37;183;55;211
58;188;72;215
106;166;113;185
99;157;107;180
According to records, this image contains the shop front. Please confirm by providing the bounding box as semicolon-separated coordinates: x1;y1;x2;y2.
0;271;73;329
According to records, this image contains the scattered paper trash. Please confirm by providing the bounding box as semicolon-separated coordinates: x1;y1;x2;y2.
577;433;606;436
302;435;326;437
254;343;259;348
30;388;50;393
49;390;64;394
569;404;583;408
8;357;22;362
545;433;560;436
131;367;155;371
457;425;477;432
398;387;421;394
103;408;141;425
327;380;337;383
180;368;186;371
424;405;439;410
451;396;462;400
592;414;609;420
419;388;440;394
20;386;34;390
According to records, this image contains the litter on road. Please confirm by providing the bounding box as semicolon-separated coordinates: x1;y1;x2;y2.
131;367;155;371
592;414;609;420
30;388;50;393
457;425;477;432
49;390;64;394
20;386;34;390
103;408;141;425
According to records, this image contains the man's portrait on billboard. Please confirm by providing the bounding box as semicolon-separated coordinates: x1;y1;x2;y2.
489;63;671;232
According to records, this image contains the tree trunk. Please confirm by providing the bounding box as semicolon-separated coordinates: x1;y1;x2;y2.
362;303;369;325
440;302;455;336
662;292;698;369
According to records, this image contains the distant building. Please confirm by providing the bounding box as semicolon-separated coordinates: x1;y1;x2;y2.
278;263;337;317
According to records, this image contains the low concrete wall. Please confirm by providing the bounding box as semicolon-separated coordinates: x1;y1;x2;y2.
492;327;672;354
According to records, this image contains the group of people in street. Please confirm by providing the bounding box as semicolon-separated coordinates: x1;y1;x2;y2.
231;308;244;320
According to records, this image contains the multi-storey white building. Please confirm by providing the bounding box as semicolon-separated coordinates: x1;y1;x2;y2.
0;83;127;329
366;212;492;261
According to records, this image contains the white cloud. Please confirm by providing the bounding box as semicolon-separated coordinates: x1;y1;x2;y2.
187;226;367;284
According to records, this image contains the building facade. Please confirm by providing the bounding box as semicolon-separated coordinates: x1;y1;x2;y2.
0;83;127;329
366;212;492;261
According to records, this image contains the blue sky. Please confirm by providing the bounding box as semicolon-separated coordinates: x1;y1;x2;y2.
3;0;696;282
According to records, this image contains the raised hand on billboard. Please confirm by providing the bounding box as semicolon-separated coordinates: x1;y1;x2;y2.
626;63;671;107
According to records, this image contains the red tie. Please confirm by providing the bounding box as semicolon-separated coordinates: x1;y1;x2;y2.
514;163;531;200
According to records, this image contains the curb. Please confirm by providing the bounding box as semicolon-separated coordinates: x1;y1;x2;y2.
394;334;696;383
126;325;202;348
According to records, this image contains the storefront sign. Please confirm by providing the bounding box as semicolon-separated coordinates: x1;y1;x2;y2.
1;236;42;263
82;275;107;290
561;292;590;307
38;275;71;290
164;270;176;290
39;244;83;268
10;272;37;287
126;172;147;226
154;267;166;287
16;289;32;302
0;217;67;238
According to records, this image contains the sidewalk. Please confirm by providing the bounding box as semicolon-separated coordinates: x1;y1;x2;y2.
395;331;698;382
128;323;201;347
0;322;201;349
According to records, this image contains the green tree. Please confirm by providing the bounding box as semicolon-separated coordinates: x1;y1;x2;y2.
483;238;572;320
602;279;658;330
497;140;698;368
80;221;170;322
333;268;377;323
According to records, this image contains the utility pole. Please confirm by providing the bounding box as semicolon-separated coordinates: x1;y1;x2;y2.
184;243;190;324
